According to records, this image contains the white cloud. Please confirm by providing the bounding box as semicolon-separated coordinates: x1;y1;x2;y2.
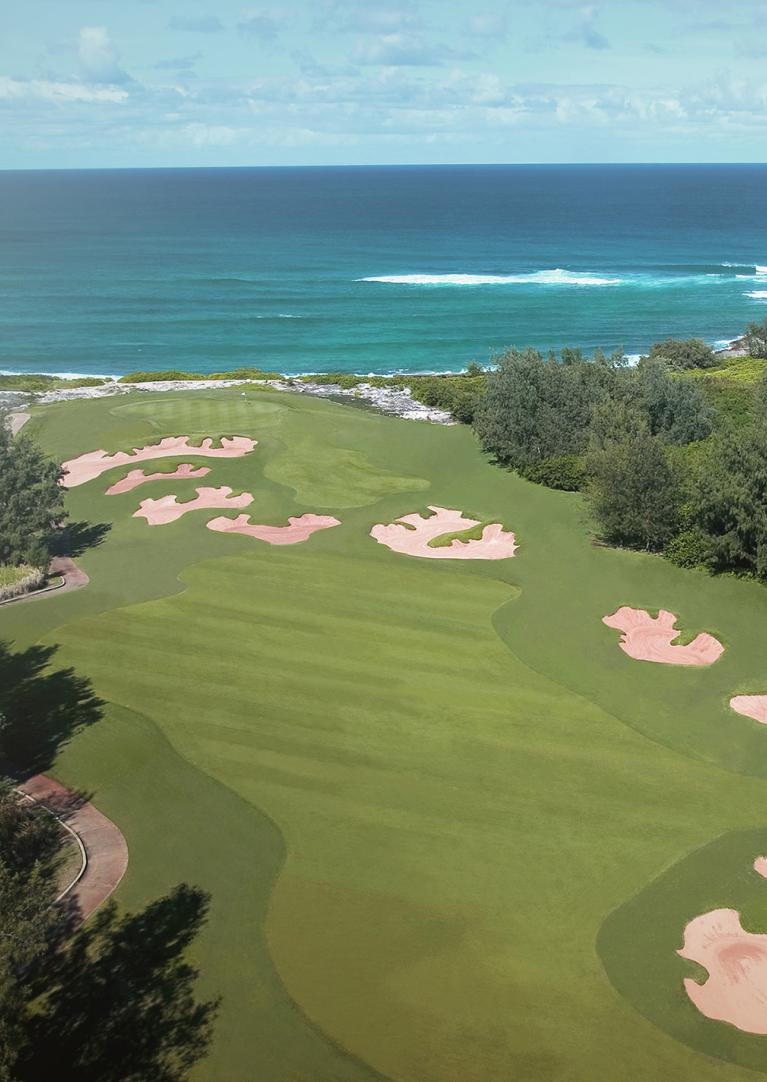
78;27;131;84
0;76;128;103
354;33;476;66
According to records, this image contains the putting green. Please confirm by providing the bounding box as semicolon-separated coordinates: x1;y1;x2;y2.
7;385;767;1081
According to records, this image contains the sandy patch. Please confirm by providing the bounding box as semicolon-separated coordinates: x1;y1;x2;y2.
370;506;517;560
754;857;767;879
730;696;767;726
602;607;724;666
106;463;211;495
134;486;253;526
207;512;341;545
679;905;767;1033
61;435;255;488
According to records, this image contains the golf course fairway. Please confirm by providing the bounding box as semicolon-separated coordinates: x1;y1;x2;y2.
7;385;767;1081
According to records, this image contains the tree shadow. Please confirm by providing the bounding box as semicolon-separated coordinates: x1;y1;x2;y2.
0;641;104;778
18;884;219;1082
50;520;112;558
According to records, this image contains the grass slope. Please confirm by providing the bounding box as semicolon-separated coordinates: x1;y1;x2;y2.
5;386;767;1080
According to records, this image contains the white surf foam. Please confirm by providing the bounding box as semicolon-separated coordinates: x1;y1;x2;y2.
746;291;767;300
357;269;621;287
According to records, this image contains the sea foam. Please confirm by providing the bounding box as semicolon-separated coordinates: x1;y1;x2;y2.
746;291;767;300
358;269;621;286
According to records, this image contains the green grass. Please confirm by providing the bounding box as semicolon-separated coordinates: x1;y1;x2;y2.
427;519;494;547
7;386;767;1081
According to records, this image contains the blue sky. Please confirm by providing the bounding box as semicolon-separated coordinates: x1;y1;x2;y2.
2;0;767;167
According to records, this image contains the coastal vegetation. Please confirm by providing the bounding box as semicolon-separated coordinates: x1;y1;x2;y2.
467;341;767;582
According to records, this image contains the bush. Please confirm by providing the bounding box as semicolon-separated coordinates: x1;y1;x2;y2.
119;368;282;383
745;318;767;359
644;338;717;369
0;564;45;601
665;529;709;569
519;454;587;491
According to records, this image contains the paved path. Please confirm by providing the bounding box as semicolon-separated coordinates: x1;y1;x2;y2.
0;556;89;607
18;775;129;922
9;412;30;436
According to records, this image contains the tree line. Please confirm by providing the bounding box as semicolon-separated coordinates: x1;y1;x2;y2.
469;320;767;580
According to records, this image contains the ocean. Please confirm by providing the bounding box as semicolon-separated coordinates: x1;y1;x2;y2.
0;164;765;378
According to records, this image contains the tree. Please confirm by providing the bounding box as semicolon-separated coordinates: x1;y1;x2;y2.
632;360;713;444
0;642;218;1079
644;337;718;369
473;348;614;467
686;424;767;578
745;317;767;359
0;783;61;1081
0;413;65;567
586;433;681;550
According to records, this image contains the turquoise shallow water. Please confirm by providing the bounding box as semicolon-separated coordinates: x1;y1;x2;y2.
0;164;766;377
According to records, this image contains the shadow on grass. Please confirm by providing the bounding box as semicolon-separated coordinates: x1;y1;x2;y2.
0;640;104;780
18;885;219;1082
51;520;112;558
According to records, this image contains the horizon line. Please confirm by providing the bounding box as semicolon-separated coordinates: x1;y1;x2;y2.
2;161;767;174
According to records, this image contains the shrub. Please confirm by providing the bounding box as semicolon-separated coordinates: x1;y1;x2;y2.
119;368;282;384
645;338;718;369
0;564;45;601
665;530;709;569
745;318;767;359
519;454;587;491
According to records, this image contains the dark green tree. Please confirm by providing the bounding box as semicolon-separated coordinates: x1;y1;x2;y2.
686;424;767;578
586;433;681;550
473;348;614;467
0;413;65;567
632;360;713;444
644;338;717;369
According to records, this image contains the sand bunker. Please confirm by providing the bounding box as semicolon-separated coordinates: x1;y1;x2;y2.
730;696;767;726
134;486;253;526
679;901;767;1034
207;512;341;545
753;857;767;879
106;463;211;495
61;435;255;488
370;506;517;560
602;607;724;666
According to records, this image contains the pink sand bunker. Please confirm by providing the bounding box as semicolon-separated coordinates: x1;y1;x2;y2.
206;513;341;546
602;607;724;666
730;696;767;726
370;506;517;560
134;486;253;526
679;860;767;1034
61;435;256;488
106;463;211;495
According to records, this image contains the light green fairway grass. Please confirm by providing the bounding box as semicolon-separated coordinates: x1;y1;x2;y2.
7;386;767;1080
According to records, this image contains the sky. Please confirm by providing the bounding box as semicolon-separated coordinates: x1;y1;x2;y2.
2;0;767;168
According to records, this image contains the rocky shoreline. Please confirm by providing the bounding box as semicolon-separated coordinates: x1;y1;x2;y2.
2;376;456;425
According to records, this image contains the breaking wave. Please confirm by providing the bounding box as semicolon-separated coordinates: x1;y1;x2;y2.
358;269;621;287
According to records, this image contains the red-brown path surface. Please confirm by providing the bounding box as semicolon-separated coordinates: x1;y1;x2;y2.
18;775;129;921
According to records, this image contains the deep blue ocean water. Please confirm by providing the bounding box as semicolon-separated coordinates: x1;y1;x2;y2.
0;165;766;377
